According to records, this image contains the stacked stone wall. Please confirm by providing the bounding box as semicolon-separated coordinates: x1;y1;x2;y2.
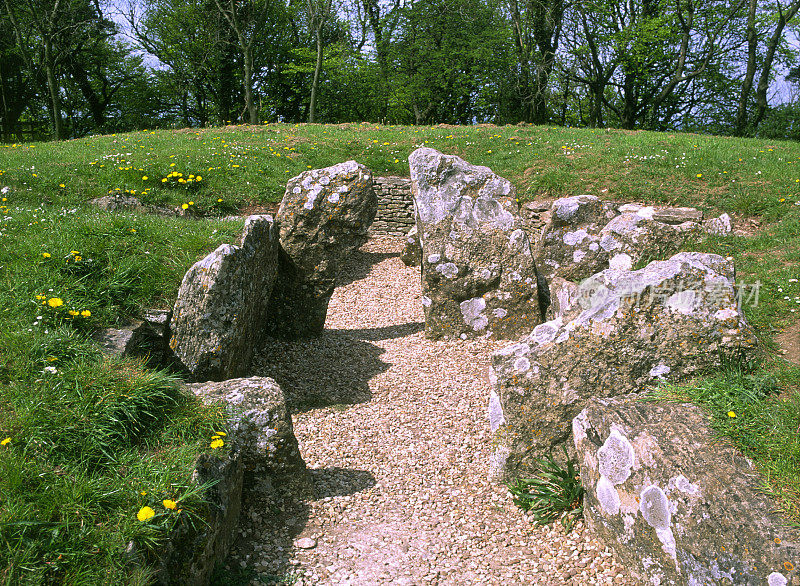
369;176;414;236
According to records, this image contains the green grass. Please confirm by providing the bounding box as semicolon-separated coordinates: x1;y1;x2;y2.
2;122;800;578
648;360;800;527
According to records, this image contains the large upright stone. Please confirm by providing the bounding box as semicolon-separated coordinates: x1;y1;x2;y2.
573;396;799;586
489;252;758;480
266;161;377;339
409;147;546;340
170;215;279;381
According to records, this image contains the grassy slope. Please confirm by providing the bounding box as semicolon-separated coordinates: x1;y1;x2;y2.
1;123;799;581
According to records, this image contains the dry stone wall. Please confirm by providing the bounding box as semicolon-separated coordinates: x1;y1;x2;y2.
368;176;415;236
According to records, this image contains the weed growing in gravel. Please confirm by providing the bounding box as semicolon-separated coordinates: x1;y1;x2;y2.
507;449;584;532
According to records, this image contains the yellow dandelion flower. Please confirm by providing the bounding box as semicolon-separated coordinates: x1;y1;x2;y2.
1;437;10;446
196;176;202;181
137;506;155;522
210;438;224;449
162;178;168;183
68;310;79;316
142;176;148;180
188;201;194;206
47;298;64;308
696;174;702;178
727;411;736;418
181;203;189;210
42;252;51;258
214;431;227;436
170;163;176;167
217;198;223;203
780;198;786;203
70;250;80;255
74;256;82;262
163;499;177;510
178;178;186;184
80;310;91;318
59;183;65;188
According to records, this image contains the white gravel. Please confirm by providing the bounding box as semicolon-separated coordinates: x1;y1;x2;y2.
229;236;636;585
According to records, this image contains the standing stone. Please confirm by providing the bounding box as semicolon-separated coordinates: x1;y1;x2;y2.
409;147;546;340
266;161;377;339
400;225;422;266
170;215;279;381
573;396;799;586
490;252;758;480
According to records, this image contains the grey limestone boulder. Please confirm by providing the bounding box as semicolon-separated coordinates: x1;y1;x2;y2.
490;252;758;480
89;194;175;216
170;215;279;381
186;376;305;475
266;161;377;339
400;225;422;267
409;147;546;340
538;197;702;282
156;376;306;585
573;396;799;586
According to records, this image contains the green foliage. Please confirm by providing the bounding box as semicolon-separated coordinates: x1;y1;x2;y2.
507;449;584;532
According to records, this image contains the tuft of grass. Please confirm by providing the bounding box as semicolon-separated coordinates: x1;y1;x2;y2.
507;448;584;532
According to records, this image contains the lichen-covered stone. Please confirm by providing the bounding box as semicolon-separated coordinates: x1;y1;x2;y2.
409;147;546;340
170;215;279;381
156;376;306;584
490;252;758;479
573;396;799;586
703;212;733;236
538;197;702;282
266;161;377;339
156;443;244;586
186;376;305;474
400;225;422;266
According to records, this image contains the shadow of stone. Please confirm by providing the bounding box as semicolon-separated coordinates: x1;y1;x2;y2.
328;321;424;342
252;330;390;413
335;250;398;288
308;466;377;499
213;467;376;584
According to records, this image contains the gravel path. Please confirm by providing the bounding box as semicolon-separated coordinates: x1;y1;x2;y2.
229;236;635;585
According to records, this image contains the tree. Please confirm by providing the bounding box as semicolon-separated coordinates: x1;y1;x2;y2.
2;0;113;139
734;0;800;135
390;0;510;124
504;0;565;123
212;0;277;123
307;0;335;122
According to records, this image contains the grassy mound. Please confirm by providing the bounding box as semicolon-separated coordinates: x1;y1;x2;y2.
1;123;799;581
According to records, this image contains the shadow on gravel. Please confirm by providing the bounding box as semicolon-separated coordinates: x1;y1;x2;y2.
330;321;424;341
255;331;390;413
335;250;399;288
213;467;376;585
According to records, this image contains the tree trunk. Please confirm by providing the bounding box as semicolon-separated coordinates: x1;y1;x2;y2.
309;29;323;123
242;44;257;124
734;0;757;135
44;43;63;140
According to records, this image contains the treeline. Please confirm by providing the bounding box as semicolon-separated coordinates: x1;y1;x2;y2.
3;0;800;141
